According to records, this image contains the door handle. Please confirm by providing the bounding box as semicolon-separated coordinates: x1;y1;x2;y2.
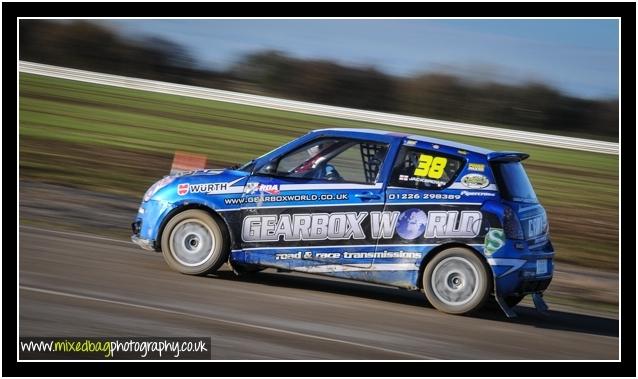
355;192;381;200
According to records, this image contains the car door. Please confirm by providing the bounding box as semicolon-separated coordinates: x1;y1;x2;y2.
375;142;482;275
238;136;390;271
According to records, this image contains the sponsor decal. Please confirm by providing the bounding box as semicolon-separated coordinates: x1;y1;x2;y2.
405;140;417;146
460;173;490;189
275;250;423;260
413;154;447;179
223;193;348;206
404;176;447;186
177;183;189;196
188;182;228;194
398;175;409;181
388;193;461;200
468;163;485;172
242;212;368;242
526;214;548;239
528;216;542;237
484;228;505;256
178;177;244;196
246;183;280;195
460;190;496;197
423;193;461;200
396;209;427;239
396;208;482;240
241;210;482;242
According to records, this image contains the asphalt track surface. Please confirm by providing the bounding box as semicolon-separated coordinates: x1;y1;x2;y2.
19;226;618;360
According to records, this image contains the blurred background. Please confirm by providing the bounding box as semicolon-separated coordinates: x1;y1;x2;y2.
20;19;619;139
19;19;619;316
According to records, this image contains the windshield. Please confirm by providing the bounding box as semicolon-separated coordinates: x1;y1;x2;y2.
492;161;538;203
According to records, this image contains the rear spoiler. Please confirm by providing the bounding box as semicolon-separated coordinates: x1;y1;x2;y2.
487;151;530;162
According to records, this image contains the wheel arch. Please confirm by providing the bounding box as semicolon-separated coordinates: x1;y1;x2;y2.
417;242;493;290
156;203;234;252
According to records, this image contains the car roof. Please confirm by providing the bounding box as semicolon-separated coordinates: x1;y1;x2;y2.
312;128;494;155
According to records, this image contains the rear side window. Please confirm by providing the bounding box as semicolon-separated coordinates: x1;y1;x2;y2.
389;146;464;190
492;162;538;203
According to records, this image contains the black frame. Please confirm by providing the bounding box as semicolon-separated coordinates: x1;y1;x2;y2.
7;2;634;377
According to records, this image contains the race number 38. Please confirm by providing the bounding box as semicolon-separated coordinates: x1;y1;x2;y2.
413;154;447;179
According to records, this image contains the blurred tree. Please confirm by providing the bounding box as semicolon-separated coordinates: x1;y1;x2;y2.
19;20;224;87
19;20;618;140
231;51;397;111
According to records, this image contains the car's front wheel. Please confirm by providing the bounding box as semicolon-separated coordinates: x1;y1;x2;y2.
423;247;491;315
161;209;229;275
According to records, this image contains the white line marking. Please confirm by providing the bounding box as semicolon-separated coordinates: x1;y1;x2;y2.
233;243;485;252
487;258;528;277
19;61;618;154
20;286;433;359
278;183;384;190
518;205;541;213
385;202;483;206
294;263;418;273
235;202;385;210
19;225;131;245
219;201;483;211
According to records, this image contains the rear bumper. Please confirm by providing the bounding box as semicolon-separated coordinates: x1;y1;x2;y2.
488;239;554;297
512;276;552;296
491;259;553;298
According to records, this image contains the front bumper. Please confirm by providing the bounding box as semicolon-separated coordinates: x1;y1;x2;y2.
131;234;156;251
131;220;157;251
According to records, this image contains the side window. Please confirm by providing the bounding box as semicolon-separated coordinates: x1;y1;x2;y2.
258;137;388;184
389;146;463;189
276;139;340;173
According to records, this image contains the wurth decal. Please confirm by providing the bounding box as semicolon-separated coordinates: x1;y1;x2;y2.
177;183;189;196
177;177;245;196
189;182;228;194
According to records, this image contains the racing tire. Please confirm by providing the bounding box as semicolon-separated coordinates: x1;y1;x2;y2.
161;209;229;275
423;247;491;315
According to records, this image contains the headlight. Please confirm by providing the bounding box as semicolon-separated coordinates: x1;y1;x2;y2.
143;176;175;202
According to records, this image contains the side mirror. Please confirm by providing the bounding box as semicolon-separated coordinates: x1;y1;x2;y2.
260;162;277;175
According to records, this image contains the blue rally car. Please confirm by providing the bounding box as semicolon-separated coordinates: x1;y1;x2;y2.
131;128;553;316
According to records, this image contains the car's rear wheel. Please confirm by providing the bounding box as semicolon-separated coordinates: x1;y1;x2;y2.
423;247;491;315
161;209;228;275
